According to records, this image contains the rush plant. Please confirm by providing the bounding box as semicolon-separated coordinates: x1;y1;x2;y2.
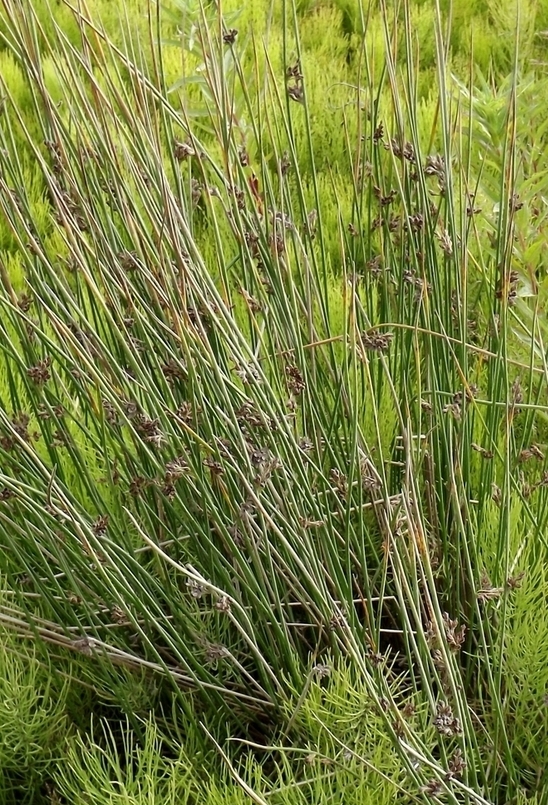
0;0;547;803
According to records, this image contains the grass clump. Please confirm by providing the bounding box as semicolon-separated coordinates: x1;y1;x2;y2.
0;0;548;803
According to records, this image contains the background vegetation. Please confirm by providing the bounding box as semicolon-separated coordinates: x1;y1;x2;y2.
1;0;548;802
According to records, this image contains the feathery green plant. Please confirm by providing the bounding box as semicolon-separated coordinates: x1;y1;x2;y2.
0;584;71;803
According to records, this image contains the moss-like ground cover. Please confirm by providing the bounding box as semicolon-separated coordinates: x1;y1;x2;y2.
1;0;548;802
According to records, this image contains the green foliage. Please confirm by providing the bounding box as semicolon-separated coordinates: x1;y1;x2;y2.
499;549;548;786
1;0;548;803
0;642;68;774
55;718;201;805
55;671;403;805
0;595;70;801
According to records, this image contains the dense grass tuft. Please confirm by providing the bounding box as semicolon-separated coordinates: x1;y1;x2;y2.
1;0;548;802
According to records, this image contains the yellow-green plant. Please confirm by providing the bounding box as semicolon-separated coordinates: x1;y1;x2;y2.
0;587;70;802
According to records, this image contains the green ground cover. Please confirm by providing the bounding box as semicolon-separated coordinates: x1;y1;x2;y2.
1;0;548;802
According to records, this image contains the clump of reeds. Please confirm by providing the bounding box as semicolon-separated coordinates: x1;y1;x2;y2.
0;0;548;802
